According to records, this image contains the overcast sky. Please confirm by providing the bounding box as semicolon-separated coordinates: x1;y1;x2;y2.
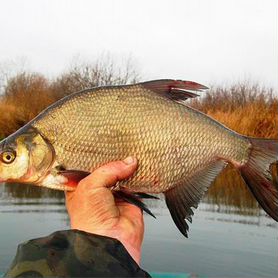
0;0;277;89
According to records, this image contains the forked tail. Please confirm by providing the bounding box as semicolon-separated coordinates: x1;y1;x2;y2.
240;138;278;221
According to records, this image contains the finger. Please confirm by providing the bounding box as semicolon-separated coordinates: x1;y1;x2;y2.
78;157;138;190
116;201;143;219
65;190;74;202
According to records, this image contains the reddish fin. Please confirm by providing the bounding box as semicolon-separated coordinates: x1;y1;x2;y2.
58;170;90;188
240;138;278;221
141;79;208;102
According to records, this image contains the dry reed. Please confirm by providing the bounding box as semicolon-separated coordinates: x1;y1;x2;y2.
190;83;277;139
0;60;139;138
190;83;278;212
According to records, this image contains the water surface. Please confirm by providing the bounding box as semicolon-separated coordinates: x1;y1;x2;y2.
0;180;277;277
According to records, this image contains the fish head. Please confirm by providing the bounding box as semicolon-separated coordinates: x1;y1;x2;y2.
0;127;55;185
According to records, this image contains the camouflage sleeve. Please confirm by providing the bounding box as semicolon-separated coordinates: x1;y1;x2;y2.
4;229;151;277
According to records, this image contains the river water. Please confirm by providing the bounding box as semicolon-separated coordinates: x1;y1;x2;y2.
0;179;277;278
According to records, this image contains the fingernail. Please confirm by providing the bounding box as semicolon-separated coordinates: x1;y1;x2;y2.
123;156;135;165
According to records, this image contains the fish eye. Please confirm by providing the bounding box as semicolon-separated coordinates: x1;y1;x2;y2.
0;150;16;164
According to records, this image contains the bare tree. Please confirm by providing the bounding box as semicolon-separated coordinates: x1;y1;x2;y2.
0;57;28;95
51;54;140;97
0;55;141;137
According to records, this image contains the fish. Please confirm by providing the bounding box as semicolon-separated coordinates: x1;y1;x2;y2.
0;79;277;237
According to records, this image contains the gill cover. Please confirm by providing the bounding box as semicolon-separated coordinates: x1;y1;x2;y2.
0;127;55;183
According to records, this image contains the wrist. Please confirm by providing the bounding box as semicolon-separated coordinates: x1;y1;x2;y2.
72;226;142;265
96;230;142;265
113;233;141;265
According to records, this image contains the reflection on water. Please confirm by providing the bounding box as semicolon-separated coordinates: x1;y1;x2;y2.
0;167;266;214
1;182;64;199
205;166;260;215
0;171;277;277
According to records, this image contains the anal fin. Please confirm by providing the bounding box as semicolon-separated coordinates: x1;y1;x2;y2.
165;160;226;237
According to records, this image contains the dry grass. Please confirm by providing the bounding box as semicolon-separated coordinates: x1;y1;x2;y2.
208;101;278;138
0;60;139;138
190;83;278;139
0;103;25;138
206;101;277;138
190;83;278;212
0;73;56;138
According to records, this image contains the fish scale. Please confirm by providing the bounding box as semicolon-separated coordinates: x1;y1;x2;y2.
33;83;246;193
1;79;277;237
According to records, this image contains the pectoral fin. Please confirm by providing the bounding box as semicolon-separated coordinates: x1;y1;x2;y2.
114;191;156;218
134;193;160;199
58;170;90;188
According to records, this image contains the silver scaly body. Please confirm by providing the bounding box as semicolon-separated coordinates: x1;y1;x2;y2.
33;83;250;193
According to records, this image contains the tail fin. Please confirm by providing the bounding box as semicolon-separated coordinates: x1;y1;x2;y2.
240;138;278;221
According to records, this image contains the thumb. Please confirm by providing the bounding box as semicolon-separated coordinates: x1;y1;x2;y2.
78;157;138;191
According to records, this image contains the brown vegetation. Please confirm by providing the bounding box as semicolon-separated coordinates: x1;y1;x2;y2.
189;83;278;212
0;59;139;138
0;64;277;214
190;83;278;139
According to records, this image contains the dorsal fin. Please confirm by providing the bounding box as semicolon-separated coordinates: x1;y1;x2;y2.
165;160;226;237
141;79;208;102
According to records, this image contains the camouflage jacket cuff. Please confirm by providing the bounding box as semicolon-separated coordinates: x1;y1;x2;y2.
4;229;151;277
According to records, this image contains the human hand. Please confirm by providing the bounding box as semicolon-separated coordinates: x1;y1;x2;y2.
65;157;144;264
